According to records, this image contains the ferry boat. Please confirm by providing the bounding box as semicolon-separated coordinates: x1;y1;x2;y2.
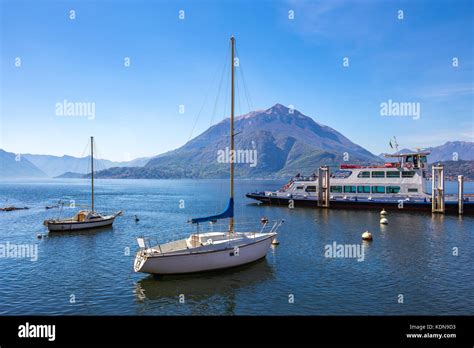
246;152;474;214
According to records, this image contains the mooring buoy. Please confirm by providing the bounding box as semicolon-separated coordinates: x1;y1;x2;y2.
362;231;373;241
380;209;387;216
380;217;388;225
271;237;280;245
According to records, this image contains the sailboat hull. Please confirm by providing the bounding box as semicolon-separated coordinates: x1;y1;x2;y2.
134;234;275;275
45;215;116;232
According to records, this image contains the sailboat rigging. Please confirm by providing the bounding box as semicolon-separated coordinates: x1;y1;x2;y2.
134;36;283;275
43;136;122;232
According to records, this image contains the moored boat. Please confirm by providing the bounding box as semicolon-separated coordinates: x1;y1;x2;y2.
134;36;283;275
246;151;474;214
44;136;122;231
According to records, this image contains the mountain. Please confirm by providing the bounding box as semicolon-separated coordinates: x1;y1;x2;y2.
427;160;474;181
426;141;474;163
379;141;474;163
22;153;151;177
0;150;48;178
95;104;381;179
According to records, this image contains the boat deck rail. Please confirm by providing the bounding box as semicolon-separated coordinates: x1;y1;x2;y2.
137;220;283;253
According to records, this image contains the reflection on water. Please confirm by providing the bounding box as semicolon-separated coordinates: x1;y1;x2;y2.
0;178;472;315
134;259;274;315
45;225;115;238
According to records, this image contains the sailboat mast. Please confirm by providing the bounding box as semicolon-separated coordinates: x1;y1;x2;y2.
91;136;94;212
230;36;235;233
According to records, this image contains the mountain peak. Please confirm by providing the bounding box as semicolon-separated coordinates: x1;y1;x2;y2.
236;104;304;121
265;103;292;114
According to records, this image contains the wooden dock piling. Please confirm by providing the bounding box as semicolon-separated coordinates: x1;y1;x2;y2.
458;175;464;215
318;166;330;208
432;164;445;213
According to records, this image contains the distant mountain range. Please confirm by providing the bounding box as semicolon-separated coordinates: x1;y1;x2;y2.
1;104;472;179
0;150;48;178
22;154;150;177
0;151;150;178
379;141;474;163
427;160;474;181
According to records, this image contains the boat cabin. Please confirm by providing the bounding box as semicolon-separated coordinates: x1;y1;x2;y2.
275;151;431;198
384;151;429;170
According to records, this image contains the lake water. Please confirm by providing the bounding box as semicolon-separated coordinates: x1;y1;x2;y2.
0;179;473;315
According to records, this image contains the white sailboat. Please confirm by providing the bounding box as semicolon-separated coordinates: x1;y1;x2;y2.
134;36;283;275
44;136;122;232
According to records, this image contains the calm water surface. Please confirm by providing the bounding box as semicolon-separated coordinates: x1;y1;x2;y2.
0;179;472;315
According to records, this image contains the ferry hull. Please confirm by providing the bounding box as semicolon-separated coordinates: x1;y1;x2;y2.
45;216;116;232
246;193;474;215
134;234;274;275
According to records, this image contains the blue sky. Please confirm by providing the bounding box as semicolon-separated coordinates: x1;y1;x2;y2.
1;0;473;161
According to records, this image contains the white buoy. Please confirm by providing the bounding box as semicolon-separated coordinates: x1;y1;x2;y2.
380;217;388;225
271;237;280;245
380;209;387;216
362;231;373;241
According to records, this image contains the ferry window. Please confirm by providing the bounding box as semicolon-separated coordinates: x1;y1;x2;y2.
358;171;370;178
357;186;370;193
386;186;400;193
371;171;385;178
386;171;400;178
296;186;304;190
402;171;415;178
330;186;342;193
420;156;427;163
408;188;418;193
305;186;316;192
406;156;413;162
344;186;356;193
371;186;385;193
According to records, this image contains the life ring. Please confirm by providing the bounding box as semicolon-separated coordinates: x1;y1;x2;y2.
405;162;413;169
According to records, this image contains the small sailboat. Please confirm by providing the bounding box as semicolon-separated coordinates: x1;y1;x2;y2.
134;36;283;275
44;137;122;232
